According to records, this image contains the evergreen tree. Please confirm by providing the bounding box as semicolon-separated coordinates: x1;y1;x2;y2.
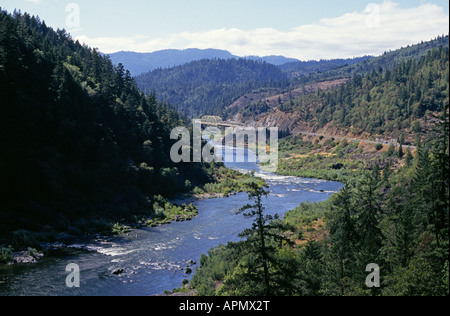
405;147;413;168
221;181;294;296
324;184;359;295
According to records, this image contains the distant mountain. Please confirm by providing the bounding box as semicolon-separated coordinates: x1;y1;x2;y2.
134;58;289;117
108;48;237;76
108;49;301;76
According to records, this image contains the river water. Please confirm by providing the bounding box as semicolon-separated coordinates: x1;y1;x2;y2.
0;145;343;296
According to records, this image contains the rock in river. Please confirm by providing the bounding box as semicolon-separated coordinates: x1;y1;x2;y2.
112;268;125;276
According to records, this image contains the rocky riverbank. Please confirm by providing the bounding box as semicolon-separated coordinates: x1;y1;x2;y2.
10;250;44;265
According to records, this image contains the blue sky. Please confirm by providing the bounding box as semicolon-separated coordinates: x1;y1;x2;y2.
1;0;449;60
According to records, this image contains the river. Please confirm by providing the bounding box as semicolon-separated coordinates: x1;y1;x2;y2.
0;145;343;296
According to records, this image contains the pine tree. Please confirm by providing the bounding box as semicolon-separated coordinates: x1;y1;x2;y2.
355;172;383;271
325;184;359;295
231;181;294;296
398;143;404;158
405;147;413;168
236;182;271;295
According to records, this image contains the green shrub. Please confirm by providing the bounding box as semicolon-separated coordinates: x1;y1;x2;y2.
112;223;131;235
193;186;205;194
0;246;13;264
185;180;192;191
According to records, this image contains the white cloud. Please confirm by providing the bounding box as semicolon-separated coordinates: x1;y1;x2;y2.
75;1;449;60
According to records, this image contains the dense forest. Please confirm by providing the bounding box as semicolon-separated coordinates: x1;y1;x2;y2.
0;9;212;245
134;58;290;118
278;42;449;140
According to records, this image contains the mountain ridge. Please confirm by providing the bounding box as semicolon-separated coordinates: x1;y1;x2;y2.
108;48;301;76
134;58;289;117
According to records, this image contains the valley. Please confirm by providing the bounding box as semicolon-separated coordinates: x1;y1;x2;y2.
0;7;448;297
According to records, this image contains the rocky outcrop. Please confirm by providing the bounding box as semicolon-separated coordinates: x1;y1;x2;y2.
11;250;43;265
112;268;125;276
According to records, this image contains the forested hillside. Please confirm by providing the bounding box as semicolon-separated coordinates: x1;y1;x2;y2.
0;10;211;243
133;36;448;128
134;58;289;118
275;44;449;141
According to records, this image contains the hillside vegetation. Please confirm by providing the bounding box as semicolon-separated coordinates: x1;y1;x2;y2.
134;58;290;118
187;37;449;296
275;44;449;142
0;10;213;245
